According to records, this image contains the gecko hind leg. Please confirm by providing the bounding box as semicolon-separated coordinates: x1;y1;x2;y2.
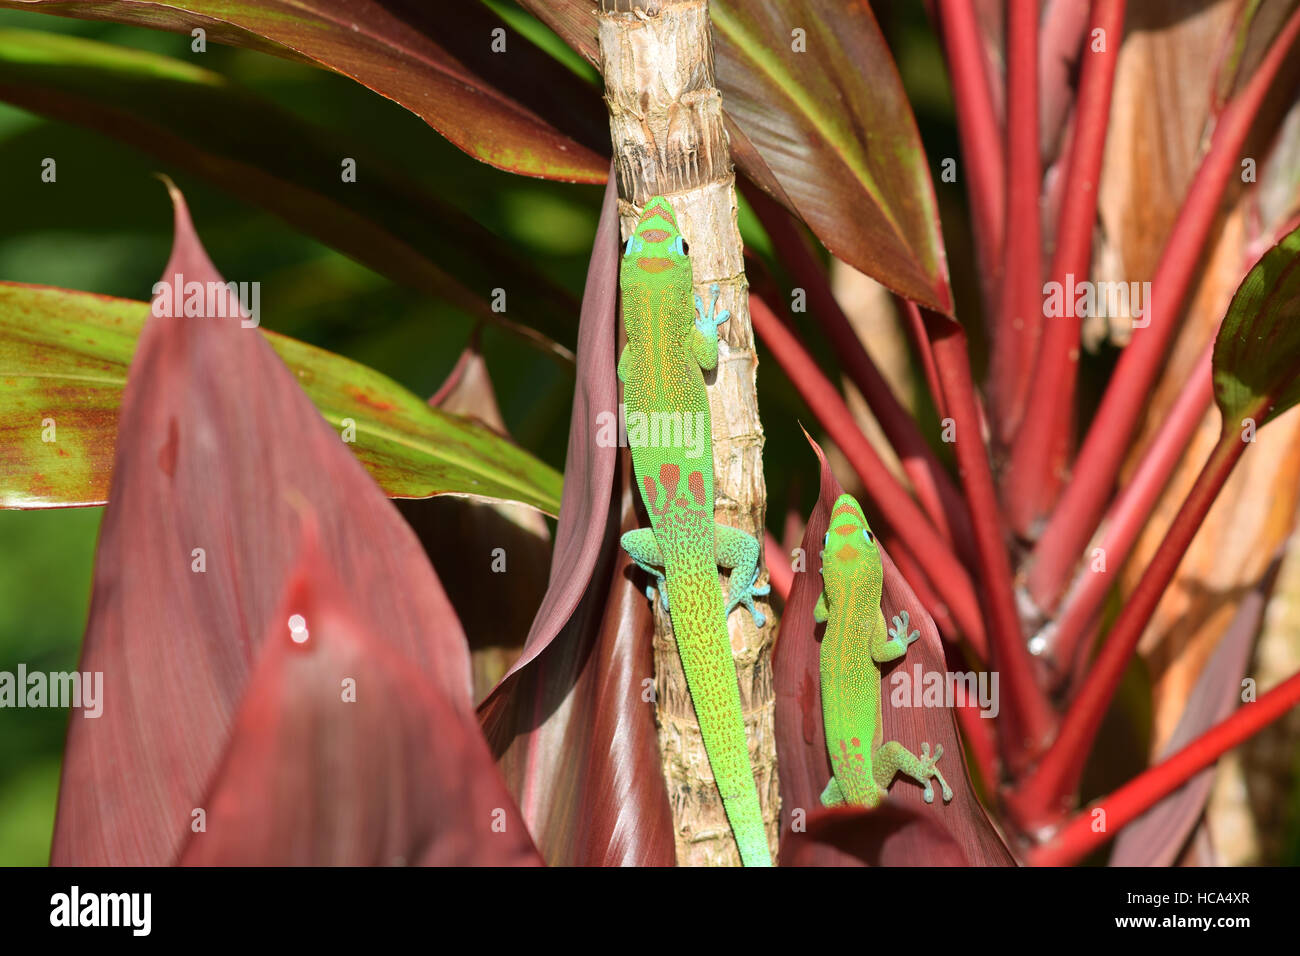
873;740;954;804
621;528;669;612
716;524;769;627
819;777;845;807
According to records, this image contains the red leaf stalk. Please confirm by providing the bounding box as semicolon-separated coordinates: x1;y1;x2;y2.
1006;0;1126;536
935;0;1006;308
1042;343;1214;675
897;295;949;422
1028;668;1300;866
742;184;977;562
989;0;1043;443
1025;5;1300;610
922;309;1055;766
750;292;988;659
1013;428;1248;826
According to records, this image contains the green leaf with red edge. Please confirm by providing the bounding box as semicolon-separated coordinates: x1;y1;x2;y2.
0;28;578;354
519;0;953;314
0;283;562;513
773;431;1012;865
53;182;513;864
1212;222;1300;427
0;1;608;182
478;171;675;866
179;527;541;866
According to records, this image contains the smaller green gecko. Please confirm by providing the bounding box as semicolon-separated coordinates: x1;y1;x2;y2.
815;493;954;809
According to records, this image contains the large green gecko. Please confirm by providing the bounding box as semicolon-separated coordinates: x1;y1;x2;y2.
617;195;772;867
816;493;954;809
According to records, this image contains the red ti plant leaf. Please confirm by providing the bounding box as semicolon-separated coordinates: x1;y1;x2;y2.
478;170;675;865
52;182;487;865
0;0;608;182
773;431;1013;866
179;526;540;866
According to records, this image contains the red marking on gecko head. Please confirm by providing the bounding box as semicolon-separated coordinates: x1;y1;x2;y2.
639;199;677;227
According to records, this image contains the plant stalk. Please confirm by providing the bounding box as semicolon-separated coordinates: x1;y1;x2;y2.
1012;427;1248;826
597;0;779;866
1005;0;1125;536
989;0;1043;443
1025;5;1300;611
750;291;989;658
742;182;977;563
923;309;1056;768
1042;343;1213;676
1027;668;1300;865
934;0;1005;312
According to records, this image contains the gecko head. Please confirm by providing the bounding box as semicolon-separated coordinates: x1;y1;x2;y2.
623;195;689;273
823;493;877;566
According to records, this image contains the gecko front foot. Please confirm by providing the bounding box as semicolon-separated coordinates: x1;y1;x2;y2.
889;609;920;647
694;282;730;335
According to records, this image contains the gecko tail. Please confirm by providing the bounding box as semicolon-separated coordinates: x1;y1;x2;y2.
666;572;772;867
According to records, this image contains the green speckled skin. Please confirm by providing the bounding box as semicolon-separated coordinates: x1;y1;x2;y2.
816;494;953;808
617;196;770;867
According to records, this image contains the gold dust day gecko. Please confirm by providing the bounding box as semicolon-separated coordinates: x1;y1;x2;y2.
617;196;771;867
816;494;954;808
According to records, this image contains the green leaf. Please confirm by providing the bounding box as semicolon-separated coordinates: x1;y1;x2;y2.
0;282;563;514
518;0;953;314
0;27;578;357
0;0;608;182
1213;222;1300;427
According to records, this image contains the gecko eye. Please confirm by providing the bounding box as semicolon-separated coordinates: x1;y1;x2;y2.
863;528;875;543
823;532;829;550
624;236;634;256
674;236;689;256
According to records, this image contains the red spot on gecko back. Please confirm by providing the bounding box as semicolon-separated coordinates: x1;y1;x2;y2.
687;470;706;506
